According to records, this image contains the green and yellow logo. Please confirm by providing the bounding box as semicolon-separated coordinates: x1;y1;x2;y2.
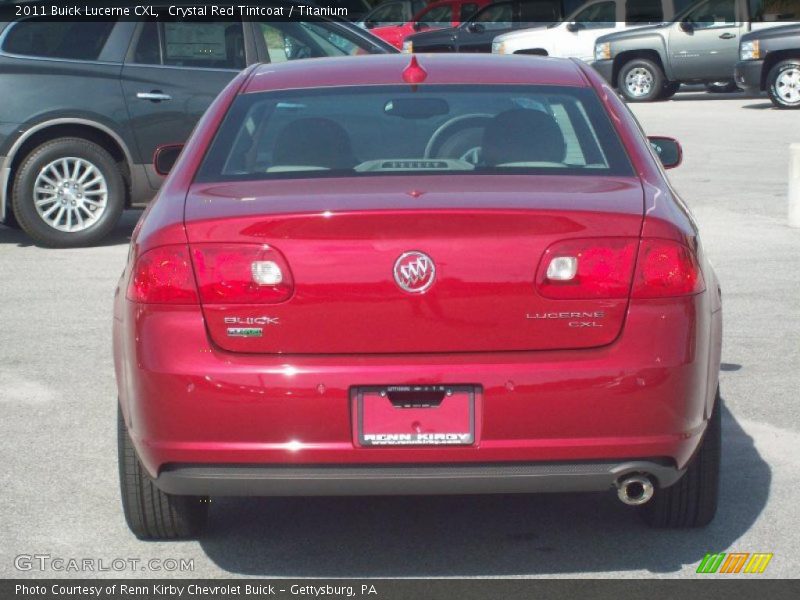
696;552;773;574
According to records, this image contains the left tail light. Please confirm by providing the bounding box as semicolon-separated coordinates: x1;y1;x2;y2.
191;243;294;304
127;245;198;304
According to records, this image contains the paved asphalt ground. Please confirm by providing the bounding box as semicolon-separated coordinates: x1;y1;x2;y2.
1;89;798;580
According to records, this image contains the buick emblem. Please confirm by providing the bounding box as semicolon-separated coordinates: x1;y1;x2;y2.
394;251;436;294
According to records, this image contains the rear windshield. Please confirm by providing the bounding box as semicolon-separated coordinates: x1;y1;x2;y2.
196;85;633;182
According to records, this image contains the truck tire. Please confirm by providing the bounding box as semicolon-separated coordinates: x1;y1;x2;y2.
618;59;665;102
118;404;208;540
12;137;125;248
641;389;721;528
767;59;800;109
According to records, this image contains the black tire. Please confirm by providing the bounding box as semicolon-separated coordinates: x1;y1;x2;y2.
767;59;800;109
12;137;125;248
618;59;665;102
705;80;739;94
641;390;721;528
118;404;208;540
659;82;681;100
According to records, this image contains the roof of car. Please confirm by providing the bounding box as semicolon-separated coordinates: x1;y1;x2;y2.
244;54;589;94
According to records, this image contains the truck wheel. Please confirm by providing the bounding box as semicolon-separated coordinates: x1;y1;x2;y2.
618;59;665;102
705;80;739;93
641;389;721;528
767;59;800;109
659;82;681;100
118;404;208;540
11;137;125;248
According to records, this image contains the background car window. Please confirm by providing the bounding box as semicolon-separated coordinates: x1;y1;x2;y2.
748;0;800;21
474;2;514;27
419;4;454;26
197;85;633;182
684;0;737;27
133;20;245;69
367;1;408;26
573;1;616;26
2;20;115;61
260;22;358;63
519;0;564;22
625;0;664;23
460;3;481;20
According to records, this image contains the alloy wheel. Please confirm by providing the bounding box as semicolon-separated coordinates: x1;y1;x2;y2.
775;67;800;105
33;157;108;232
625;68;654;98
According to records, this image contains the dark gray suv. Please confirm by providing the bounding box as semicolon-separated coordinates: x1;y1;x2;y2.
0;8;393;247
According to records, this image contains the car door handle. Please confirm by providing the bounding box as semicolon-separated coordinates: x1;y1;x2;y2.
719;33;736;39
136;91;172;102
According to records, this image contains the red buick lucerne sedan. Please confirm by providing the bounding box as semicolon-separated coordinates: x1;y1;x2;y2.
114;53;722;539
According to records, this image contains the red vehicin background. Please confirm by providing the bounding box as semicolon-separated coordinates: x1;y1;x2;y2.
370;0;490;49
114;54;722;540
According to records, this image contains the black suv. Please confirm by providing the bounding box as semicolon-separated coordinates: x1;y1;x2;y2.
0;6;393;247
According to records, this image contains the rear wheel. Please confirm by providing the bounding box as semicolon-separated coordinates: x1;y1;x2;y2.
12;137;125;247
767;59;800;109
618;59;665;102
118;404;208;540
641;390;721;528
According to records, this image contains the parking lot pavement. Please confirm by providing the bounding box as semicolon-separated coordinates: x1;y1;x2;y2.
1;92;798;579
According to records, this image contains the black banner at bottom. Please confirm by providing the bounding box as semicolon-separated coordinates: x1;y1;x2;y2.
4;579;800;600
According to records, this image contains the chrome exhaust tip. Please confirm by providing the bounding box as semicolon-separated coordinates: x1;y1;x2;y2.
617;475;654;506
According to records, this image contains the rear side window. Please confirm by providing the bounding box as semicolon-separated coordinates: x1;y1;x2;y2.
132;20;245;69
2;20;115;61
196;85;633;183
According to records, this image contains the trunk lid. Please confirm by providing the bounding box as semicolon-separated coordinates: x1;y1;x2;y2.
184;175;644;354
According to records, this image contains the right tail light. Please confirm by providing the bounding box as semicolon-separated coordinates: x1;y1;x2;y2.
537;237;704;300
631;239;705;298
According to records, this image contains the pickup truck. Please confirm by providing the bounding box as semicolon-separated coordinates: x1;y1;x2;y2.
492;0;683;61
591;0;800;101
735;23;800;108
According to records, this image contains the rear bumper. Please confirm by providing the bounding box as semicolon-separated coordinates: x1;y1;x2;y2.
114;292;720;493
734;60;764;91
156;460;685;496
591;59;615;85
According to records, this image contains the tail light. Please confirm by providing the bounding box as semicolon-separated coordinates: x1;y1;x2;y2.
191;244;293;304
631;239;705;298
127;245;198;304
536;238;638;299
536;237;704;300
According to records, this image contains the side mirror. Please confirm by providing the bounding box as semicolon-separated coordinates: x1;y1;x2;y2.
365;20;375;29
648;136;682;169
679;20;693;32
566;22;582;32
153;144;183;176
468;22;485;34
413;21;427;31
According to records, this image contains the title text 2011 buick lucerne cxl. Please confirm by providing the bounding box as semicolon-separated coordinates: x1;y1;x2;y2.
113;53;723;539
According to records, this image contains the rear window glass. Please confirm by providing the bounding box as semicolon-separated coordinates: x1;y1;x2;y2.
196;85;633;183
2;20;115;61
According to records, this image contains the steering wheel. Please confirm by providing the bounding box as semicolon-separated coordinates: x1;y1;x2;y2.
424;114;492;165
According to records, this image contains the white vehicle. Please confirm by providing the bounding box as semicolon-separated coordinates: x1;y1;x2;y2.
492;0;681;61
